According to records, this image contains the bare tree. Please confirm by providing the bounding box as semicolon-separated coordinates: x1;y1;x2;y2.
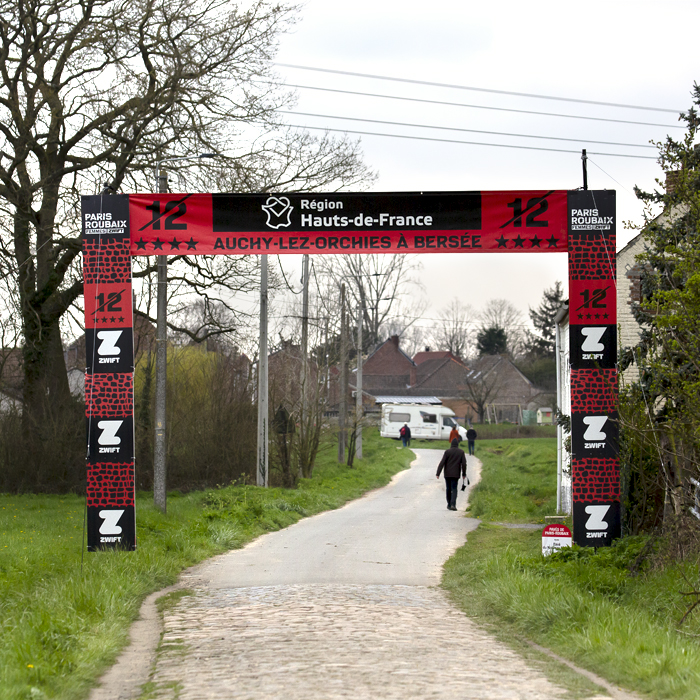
431;298;475;360
0;0;373;428
460;360;504;423
316;254;423;350
477;299;526;358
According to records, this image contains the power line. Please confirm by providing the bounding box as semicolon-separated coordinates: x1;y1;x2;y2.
287;123;658;160
287;111;656;149
275;64;682;113
276;82;682;130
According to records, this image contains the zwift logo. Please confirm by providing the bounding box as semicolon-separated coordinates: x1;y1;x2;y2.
583;416;608;449
261;196;293;229
98;420;122;454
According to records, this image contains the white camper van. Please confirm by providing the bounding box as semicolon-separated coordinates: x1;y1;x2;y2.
380;404;467;442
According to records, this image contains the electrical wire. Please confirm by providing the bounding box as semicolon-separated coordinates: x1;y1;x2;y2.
286;123;657;159
287;110;656;149
275;64;682;113
273;82;682;130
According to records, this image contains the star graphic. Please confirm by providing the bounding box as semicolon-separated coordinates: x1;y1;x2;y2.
495;235;509;248
118;316;125;323
530;235;542;248
595;313;601;320
169;238;182;250
152;238;164;250
603;313;609;319
186;237;198;250
110;316;116;323
513;235;525;248
577;314;583;320
546;236;559;248
101;316;108;323
586;313;592;319
135;238;147;250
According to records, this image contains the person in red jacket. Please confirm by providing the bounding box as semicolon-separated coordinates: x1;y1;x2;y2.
436;438;467;510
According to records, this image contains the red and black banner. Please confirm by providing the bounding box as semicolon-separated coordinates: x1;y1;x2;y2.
127;191;569;255
567;190;620;546
82;194;136;551
81;189;617;550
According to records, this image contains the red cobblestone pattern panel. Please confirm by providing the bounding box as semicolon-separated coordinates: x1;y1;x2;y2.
87;462;135;507
83;236;131;284
571;368;617;413
572;458;620;500
568;232;616;281
85;373;133;417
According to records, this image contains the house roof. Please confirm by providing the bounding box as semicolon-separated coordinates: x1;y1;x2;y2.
365;336;416;367
413;350;459;365
374;396;442;405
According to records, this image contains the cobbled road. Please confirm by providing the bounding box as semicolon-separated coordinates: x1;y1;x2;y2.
112;449;613;699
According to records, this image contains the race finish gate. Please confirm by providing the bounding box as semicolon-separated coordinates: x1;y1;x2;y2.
81;190;618;551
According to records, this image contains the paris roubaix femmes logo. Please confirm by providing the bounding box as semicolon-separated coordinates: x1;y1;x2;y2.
261;196;293;229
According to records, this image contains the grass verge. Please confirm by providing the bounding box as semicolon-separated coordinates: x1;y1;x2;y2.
0;428;412;700
442;438;700;700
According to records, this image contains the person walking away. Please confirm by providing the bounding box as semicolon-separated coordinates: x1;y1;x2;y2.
436;438;467;510
399;423;411;448
466;426;477;456
448;425;461;444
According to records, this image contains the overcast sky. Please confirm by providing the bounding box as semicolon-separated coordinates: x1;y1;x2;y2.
262;0;698;338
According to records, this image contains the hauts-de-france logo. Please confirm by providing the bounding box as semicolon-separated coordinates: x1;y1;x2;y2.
261;196;293;229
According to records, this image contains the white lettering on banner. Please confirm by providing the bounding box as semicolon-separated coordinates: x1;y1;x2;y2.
100;536;122;543
299;212;434;228
99;509;124;535
98;420;122;445
581;327;606;352
300;200;344;212
585;442;606;449
98;357;120;364
97;330;122;356
582;353;604;360
583;416;608;441
585;505;610;531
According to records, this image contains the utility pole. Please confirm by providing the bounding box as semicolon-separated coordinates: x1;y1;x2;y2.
299;254;310;478
152;153;217;512
355;303;363;460
582;149;588;190
257;255;269;487
338;283;347;463
153;169;168;513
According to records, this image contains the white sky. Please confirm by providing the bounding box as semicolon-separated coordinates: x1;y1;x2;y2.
265;0;699;334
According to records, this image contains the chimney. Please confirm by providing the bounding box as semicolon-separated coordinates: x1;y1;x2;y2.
424;346;430;352
390;335;399;347
665;170;681;195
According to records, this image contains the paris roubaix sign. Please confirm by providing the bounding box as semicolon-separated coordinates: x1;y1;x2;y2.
81;189;618;550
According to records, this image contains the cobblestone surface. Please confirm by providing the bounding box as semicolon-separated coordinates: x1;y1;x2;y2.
146;584;596;699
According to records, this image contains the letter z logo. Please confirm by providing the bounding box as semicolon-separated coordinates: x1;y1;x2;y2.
98;420;122;445
581;327;606;352
97;330;122;356
99;509;124;535
585;505;610;531
583;416;608;441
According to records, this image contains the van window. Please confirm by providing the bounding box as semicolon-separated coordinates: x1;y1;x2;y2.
420;411;437;424
442;416;456;428
389;412;411;423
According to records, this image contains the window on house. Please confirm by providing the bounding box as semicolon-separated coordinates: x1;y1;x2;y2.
420;411;437;423
389;412;411;423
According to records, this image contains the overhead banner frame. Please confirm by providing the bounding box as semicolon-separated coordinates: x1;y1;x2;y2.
81;189;618;550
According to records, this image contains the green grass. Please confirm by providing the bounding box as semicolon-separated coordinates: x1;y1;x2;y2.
442;437;700;699
0;428;412;700
470;423;557;439
466;438;559;523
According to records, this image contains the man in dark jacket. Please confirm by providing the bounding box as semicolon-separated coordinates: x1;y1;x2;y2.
466;427;477;456
436;438;467;510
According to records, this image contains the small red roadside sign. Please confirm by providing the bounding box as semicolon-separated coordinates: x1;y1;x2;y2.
542;523;573;556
